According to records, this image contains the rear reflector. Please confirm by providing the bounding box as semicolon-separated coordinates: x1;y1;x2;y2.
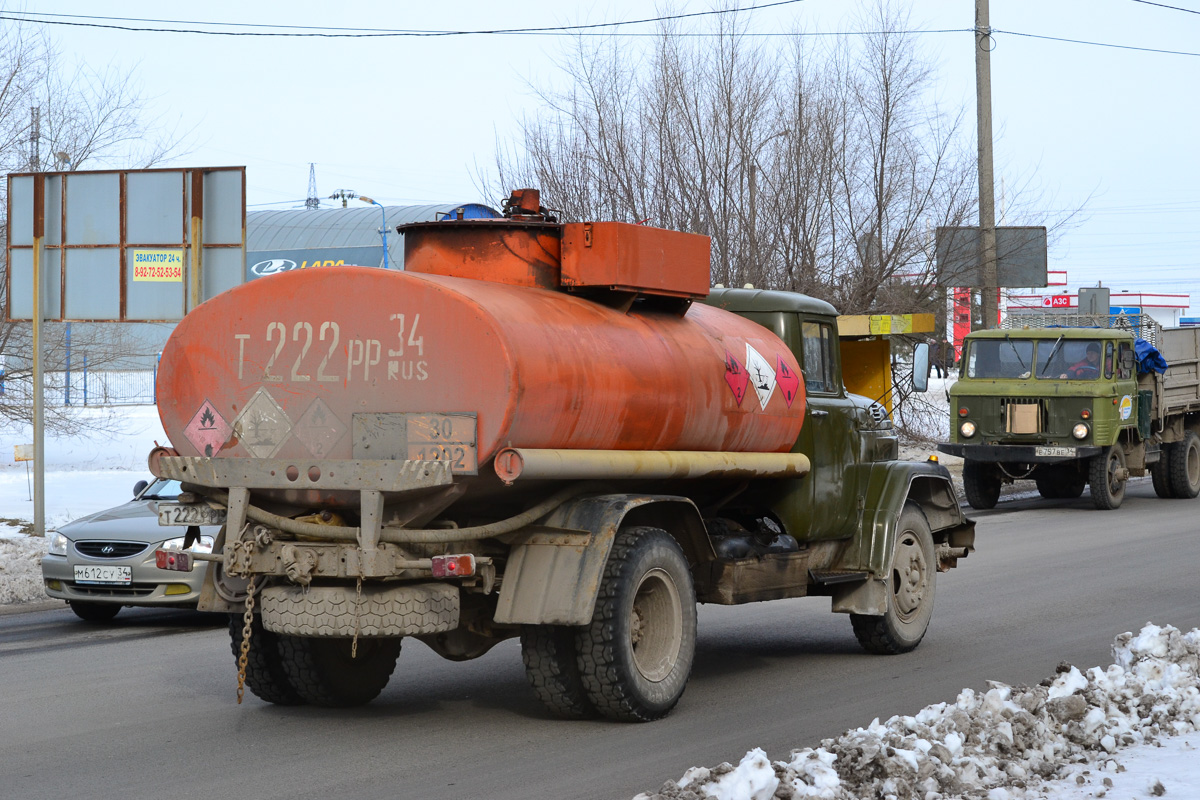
155;549;193;572
431;554;476;578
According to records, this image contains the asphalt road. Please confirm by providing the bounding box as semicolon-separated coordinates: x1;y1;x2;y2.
3;479;1198;800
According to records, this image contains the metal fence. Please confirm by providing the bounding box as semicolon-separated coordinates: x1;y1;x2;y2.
0;369;157;406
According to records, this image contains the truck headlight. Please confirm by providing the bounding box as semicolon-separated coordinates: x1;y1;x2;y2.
960;421;977;438
1072;423;1090;440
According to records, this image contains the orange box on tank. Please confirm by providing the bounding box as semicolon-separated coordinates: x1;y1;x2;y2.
560;222;711;300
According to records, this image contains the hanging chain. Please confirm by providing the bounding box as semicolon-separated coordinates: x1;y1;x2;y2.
351;575;363;659
236;574;258;705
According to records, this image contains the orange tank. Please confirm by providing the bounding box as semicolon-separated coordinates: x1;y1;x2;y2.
154;214;805;481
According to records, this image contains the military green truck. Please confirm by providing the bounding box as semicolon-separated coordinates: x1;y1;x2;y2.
938;315;1200;510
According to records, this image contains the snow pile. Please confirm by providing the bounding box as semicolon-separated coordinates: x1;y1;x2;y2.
0;535;49;605
637;623;1200;800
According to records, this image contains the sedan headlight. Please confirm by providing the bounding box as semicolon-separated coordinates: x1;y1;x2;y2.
1072;423;1090;440
960;421;977;438
161;534;215;554
48;533;69;556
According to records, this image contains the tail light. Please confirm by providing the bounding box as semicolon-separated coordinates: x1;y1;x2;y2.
431;554;476;578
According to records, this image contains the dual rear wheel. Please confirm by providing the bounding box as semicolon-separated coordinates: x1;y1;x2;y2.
228;614;401;707
521;526;697;723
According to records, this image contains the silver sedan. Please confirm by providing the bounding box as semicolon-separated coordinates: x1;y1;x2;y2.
41;478;217;622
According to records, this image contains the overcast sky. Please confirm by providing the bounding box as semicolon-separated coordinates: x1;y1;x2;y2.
13;0;1200;312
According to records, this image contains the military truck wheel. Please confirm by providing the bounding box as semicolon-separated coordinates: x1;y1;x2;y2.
962;461;1002;509
521;625;596;719
1089;446;1127;510
228;614;305;705
575;526;696;722
850;503;936;655
1168;431;1200;499
69;601;121;623
277;635;402;707
1151;446;1176;498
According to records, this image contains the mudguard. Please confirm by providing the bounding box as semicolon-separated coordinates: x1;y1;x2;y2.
493;493;708;626
831;460;974;615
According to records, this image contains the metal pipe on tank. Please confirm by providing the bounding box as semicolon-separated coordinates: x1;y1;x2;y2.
492;448;811;485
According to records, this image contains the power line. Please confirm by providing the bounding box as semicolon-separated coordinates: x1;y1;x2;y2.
0;1;806;38
1130;0;1200;15
994;28;1200;57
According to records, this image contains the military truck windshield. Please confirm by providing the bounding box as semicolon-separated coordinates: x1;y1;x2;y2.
1035;339;1105;380
966;338;1033;379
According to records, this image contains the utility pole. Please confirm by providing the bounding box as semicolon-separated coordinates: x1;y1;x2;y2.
329;189;357;208
975;0;998;330
29;106;40;171
305;163;320;210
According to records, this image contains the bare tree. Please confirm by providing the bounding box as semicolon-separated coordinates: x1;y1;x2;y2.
484;2;983;315
0;14;189;434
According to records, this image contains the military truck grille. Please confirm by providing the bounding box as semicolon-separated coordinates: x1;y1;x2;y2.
74;541;148;559
1002;398;1048;434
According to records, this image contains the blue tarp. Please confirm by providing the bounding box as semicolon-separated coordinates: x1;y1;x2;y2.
1135;338;1168;375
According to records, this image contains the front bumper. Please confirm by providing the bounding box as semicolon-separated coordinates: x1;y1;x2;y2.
41;552;209;608
936;443;1103;463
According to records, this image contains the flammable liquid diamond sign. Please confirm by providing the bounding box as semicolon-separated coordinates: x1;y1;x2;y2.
184;400;231;457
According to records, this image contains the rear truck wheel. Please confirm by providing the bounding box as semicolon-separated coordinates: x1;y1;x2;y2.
1089;445;1128;510
962;461;1002;509
228;614;305;706
575;526;697;722
520;625;596;720
1168;431;1200;499
1151;445;1175;498
69;601;121;623
851;503;936;655
277;635;402;707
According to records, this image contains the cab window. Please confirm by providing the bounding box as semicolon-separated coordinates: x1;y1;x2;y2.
1104;342;1114;379
1117;342;1134;380
1033;339;1103;380
801;321;835;394
968;338;1033;379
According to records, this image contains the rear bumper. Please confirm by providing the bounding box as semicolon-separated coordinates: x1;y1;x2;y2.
936;443;1103;463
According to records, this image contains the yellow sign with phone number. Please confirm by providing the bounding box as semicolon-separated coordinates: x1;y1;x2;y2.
131;249;184;282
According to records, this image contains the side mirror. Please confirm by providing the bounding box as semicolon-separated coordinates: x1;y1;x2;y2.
133;479;149;498
912;342;930;393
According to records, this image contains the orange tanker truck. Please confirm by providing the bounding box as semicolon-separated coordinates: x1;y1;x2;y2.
150;189;974;721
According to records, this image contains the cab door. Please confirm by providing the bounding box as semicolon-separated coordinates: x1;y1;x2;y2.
788;318;861;540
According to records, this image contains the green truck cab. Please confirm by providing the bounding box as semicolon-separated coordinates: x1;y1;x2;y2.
706;288;974;621
939;320;1200;510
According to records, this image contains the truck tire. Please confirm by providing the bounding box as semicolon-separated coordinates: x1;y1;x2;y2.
69;601;121;623
575;526;697;722
962;461;1002;509
1151;446;1175;498
276;635;402;707
1089;446;1127;510
520;625;596;720
228;614;305;705
1168;431;1200;499
850;503;936;655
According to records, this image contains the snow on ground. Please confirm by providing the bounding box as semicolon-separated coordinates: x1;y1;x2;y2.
638;624;1200;800
0;405;167;604
2;404;1198;800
